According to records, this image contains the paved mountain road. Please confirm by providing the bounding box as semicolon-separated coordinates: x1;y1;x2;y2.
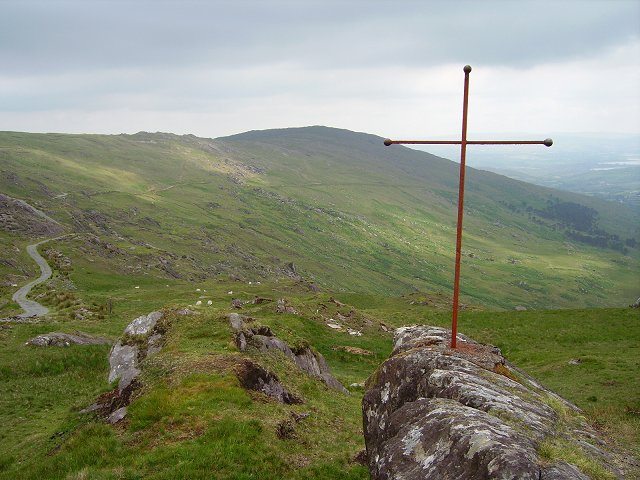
12;235;71;318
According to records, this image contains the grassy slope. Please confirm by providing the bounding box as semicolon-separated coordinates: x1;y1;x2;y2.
0;127;638;477
0;280;637;479
1;128;638;313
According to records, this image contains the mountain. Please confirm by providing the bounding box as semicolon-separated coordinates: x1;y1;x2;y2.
0;126;638;313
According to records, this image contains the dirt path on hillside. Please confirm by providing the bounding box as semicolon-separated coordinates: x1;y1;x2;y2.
12;235;71;318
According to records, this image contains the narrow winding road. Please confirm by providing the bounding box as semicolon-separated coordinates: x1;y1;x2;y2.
12;236;69;318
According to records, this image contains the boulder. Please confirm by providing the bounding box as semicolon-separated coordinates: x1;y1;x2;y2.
108;341;140;392
86;310;171;423
362;325;622;480
123;311;163;336
109;311;167;392
26;332;110;347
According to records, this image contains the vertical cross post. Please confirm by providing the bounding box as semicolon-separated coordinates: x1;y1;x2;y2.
451;65;472;348
384;65;552;349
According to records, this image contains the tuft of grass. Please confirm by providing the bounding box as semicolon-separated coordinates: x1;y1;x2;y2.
538;437;615;480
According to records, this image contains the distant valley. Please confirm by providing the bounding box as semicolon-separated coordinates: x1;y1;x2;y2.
421;133;640;209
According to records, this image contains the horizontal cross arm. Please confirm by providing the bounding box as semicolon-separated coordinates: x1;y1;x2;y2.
384;138;553;147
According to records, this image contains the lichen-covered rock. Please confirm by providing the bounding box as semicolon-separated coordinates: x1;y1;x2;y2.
87;309;173;423
26;332;110;347
362;325;623;480
109;310;167;392
228;313;348;394
123;311;163;336
108;341;140;392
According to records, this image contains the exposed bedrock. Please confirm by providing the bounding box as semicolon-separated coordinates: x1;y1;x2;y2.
362;325;623;480
26;331;110;347
83;309;191;423
235;358;303;405
228;313;348;394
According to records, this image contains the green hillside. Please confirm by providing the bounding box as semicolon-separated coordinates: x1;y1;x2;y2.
0;127;638;316
1;127;639;478
0;283;638;478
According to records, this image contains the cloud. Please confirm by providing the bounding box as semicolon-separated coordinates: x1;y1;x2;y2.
2;0;638;72
0;0;638;136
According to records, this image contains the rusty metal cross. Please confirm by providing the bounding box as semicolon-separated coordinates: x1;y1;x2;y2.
383;65;553;349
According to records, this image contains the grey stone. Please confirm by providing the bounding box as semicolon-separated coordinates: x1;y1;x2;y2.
275;298;297;314
25;332;110;347
79;402;101;414
108;406;127;424
82;310;172;424
368;398;539;480
228;312;246;332
123;311;163;336
294;346;348;394
108;341;140;392
362;325;621;480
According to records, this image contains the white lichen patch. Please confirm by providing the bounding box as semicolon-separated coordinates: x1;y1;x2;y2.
381;382;391;403
401;425;423;456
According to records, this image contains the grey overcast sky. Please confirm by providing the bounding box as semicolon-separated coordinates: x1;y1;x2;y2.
1;0;639;139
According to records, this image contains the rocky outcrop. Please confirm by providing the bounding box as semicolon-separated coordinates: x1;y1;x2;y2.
0;193;63;237
25;331;110;347
228;313;348;394
231;298;244;309
363;325;622;480
84;310;172;423
109;311;165;392
275;298;297;314
235;359;303;404
123;311;163;336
